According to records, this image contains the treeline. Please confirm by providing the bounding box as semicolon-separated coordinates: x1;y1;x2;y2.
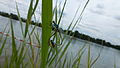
0;11;42;27
64;30;120;50
0;11;120;50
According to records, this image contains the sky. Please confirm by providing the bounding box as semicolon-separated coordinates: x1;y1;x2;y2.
0;0;120;45
62;0;120;45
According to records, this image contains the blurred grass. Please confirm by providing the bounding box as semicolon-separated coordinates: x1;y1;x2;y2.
0;0;105;68
0;24;9;56
24;0;39;38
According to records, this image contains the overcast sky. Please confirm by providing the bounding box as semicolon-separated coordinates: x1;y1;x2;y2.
62;0;120;45
0;0;120;45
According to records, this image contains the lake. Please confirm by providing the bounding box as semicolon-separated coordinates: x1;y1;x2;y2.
0;15;120;68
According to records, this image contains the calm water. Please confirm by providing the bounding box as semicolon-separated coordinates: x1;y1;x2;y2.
0;16;120;68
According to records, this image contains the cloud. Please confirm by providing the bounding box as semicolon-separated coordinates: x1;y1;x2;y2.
88;2;105;15
89;9;104;15
96;4;104;9
114;15;120;21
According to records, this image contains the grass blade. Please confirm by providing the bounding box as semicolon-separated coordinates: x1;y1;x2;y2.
15;2;24;36
10;19;18;67
41;0;52;68
0;35;7;56
58;0;67;25
90;51;101;67
88;45;91;68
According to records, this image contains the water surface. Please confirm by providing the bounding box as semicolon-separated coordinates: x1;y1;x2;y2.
0;16;120;68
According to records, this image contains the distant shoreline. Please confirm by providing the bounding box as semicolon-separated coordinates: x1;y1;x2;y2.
0;11;120;50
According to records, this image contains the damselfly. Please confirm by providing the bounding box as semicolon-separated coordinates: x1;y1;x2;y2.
48;21;63;48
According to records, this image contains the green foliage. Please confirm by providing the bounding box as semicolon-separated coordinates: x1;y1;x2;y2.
0;0;104;68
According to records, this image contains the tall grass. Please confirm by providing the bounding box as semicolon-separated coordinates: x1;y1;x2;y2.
0;0;106;68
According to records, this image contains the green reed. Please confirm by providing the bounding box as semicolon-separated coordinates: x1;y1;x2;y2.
0;0;104;68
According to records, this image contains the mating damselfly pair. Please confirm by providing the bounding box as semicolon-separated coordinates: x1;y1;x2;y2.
49;21;63;48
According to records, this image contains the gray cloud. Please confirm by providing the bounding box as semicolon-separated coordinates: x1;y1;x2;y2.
88;3;105;15
96;4;104;9
89;9;104;15
114;15;120;20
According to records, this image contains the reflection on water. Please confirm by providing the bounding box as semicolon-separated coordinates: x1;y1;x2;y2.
0;16;120;68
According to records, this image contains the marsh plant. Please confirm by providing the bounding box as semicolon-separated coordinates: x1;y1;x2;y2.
0;0;102;68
